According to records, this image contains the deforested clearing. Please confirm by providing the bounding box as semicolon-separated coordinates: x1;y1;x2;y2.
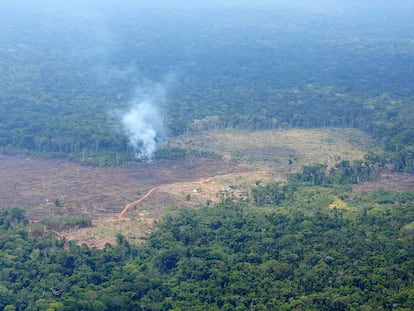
0;128;374;246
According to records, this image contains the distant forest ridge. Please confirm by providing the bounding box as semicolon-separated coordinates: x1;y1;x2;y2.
0;2;413;168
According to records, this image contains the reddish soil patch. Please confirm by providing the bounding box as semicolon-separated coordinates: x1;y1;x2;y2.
353;172;414;193
0;153;250;221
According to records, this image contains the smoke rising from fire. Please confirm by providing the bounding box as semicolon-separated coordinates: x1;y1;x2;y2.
121;84;167;161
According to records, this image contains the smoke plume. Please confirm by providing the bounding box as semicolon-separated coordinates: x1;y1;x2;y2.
121;85;166;161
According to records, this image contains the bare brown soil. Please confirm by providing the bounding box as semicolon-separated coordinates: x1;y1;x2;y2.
353;172;414;193
0;154;247;221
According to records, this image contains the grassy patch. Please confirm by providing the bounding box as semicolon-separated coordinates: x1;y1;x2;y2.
329;196;356;211
168;128;375;175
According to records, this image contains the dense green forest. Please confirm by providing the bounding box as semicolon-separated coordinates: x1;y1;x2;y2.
0;2;413;168
1;168;413;310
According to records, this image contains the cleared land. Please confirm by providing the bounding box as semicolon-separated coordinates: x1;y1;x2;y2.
2;128;407;248
353;172;414;193
0;155;246;220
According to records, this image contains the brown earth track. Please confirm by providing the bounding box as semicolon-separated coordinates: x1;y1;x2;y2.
118;187;159;220
117;171;244;221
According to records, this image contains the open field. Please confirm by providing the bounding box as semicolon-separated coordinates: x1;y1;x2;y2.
2;127;406;247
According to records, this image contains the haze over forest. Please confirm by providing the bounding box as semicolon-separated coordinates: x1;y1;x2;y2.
1;0;414;162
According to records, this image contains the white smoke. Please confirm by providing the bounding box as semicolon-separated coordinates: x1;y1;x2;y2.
121;85;166;161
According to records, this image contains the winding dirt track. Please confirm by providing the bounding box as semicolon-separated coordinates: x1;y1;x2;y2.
116;173;231;221
118;187;159;220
